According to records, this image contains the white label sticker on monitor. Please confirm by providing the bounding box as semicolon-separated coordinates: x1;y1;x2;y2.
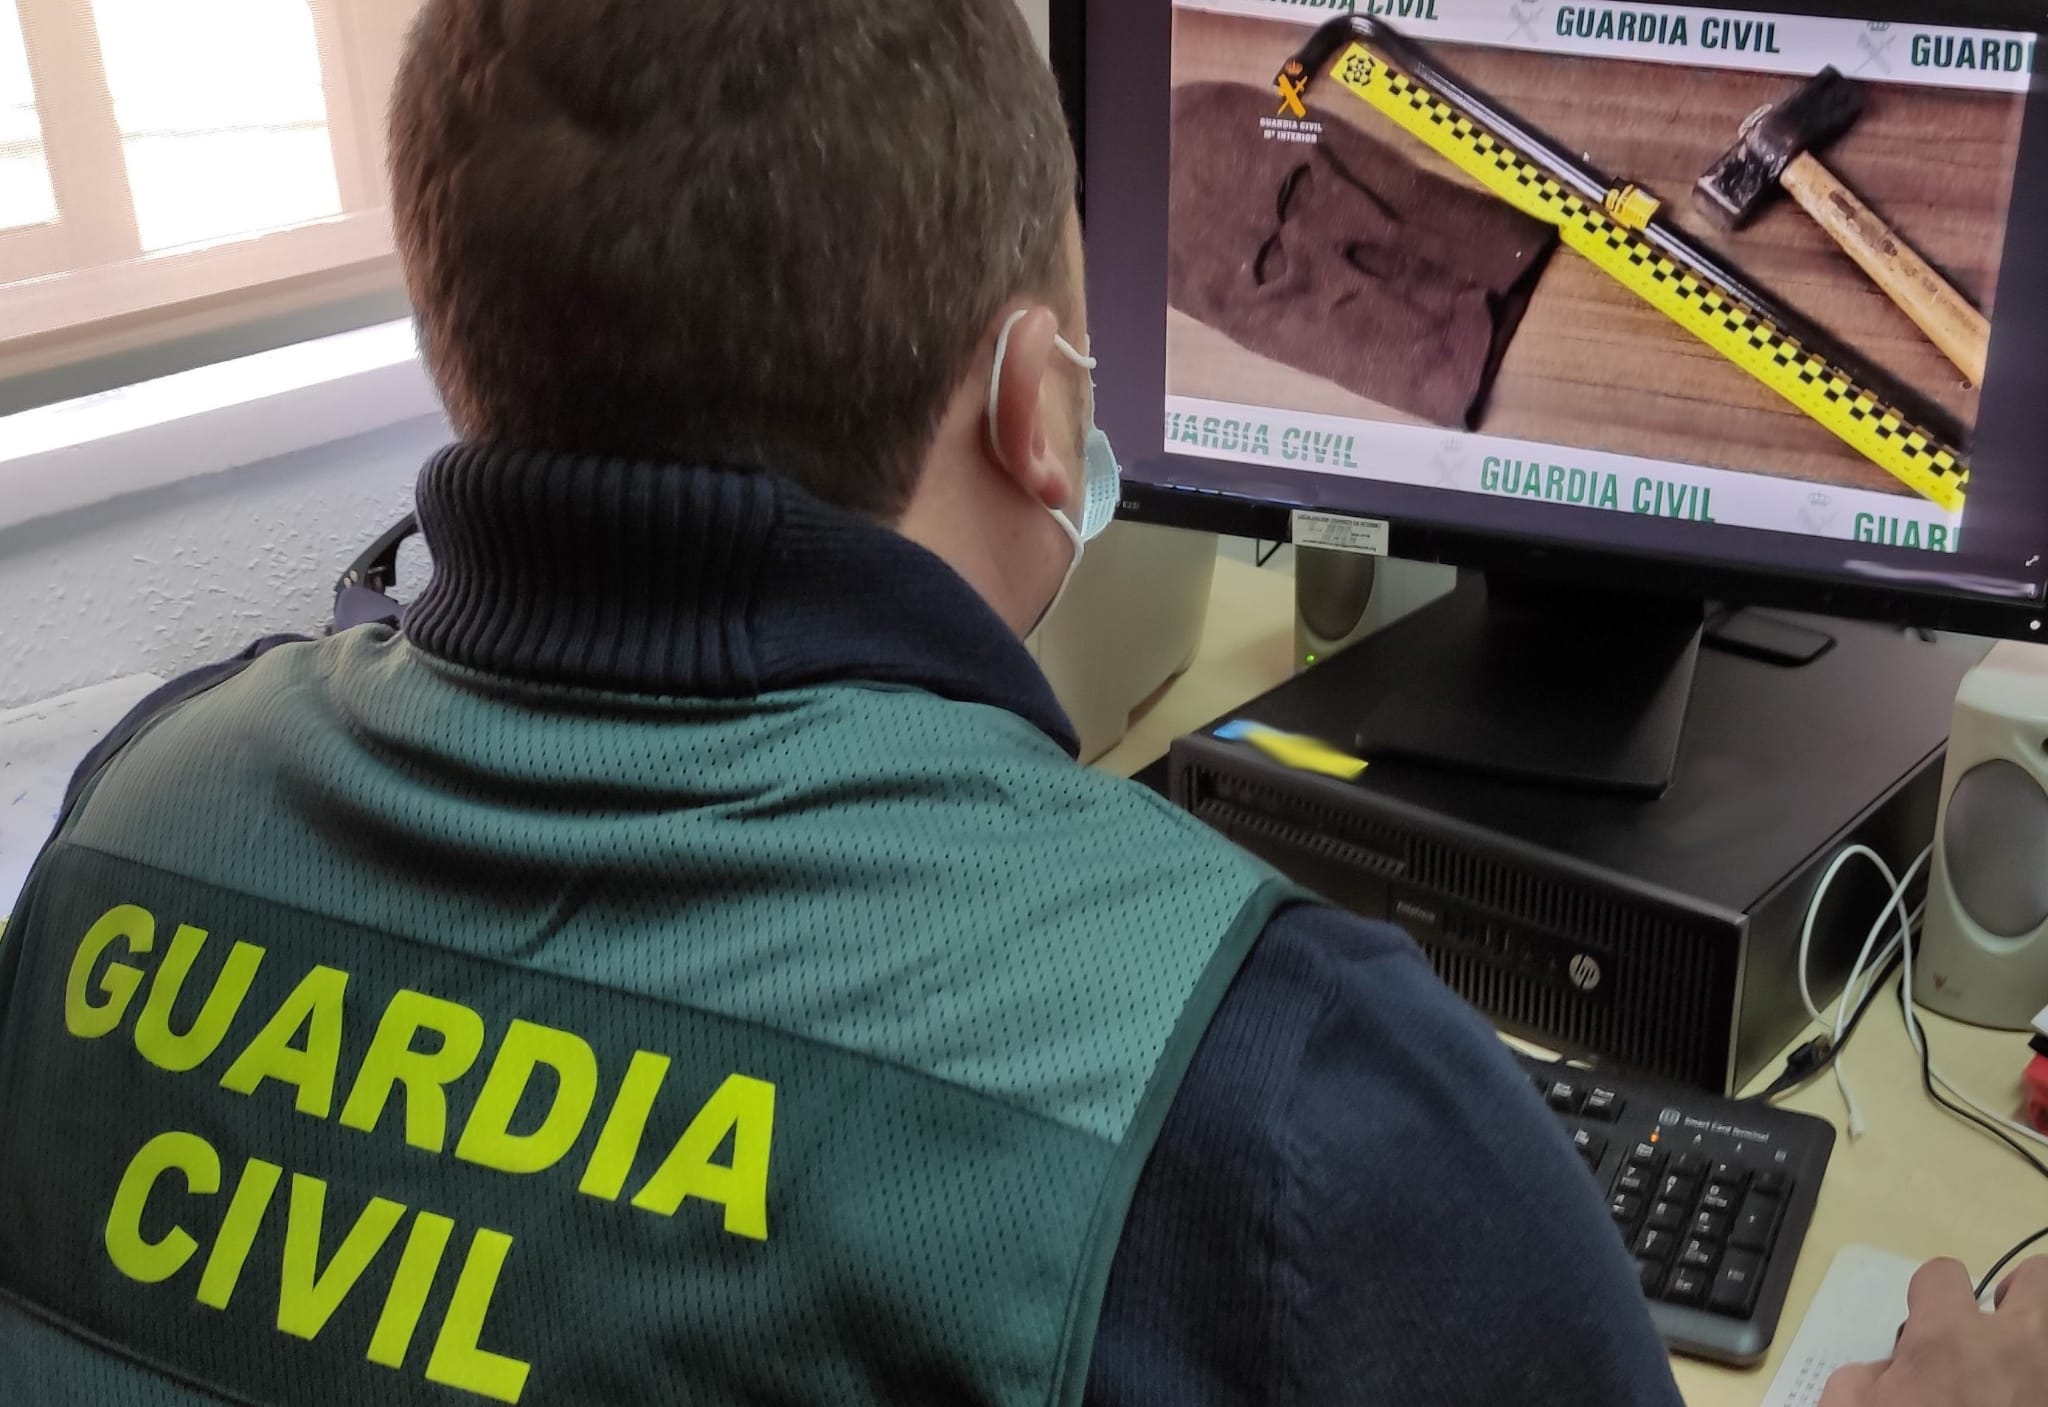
1292;511;1388;558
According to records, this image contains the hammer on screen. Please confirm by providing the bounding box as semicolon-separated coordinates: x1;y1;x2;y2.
1695;67;1991;387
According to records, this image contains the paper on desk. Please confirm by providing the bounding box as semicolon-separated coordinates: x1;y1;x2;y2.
1762;1245;1919;1407
0;674;164;918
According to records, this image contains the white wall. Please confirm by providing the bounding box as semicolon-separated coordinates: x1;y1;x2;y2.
0;414;442;710
0;0;1051;713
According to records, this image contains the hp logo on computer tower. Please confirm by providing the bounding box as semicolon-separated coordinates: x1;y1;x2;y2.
1568;953;1604;993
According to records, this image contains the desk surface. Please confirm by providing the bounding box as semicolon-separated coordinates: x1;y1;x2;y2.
1098;556;2043;1407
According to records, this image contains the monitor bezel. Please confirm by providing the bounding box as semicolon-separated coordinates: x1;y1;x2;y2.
1054;0;2048;643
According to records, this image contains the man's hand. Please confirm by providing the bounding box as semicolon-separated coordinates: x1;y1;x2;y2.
1818;1256;2048;1407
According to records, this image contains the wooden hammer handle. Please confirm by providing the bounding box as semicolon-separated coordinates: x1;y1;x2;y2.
1779;150;1990;387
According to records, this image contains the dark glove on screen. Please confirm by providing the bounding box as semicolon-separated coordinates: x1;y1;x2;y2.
1169;81;1559;431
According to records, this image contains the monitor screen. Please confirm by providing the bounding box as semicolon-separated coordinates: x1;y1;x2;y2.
1068;1;2048;637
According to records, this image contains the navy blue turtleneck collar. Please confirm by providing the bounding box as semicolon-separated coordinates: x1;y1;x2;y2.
403;444;1079;756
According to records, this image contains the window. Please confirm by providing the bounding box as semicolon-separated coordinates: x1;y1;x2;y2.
1;0;418;372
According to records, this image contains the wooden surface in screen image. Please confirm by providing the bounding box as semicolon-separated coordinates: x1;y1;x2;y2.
1167;11;2025;497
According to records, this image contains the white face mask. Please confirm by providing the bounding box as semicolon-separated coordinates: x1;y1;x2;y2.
988;308;1124;629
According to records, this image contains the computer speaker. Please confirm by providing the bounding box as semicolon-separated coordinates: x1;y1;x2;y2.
1294;545;1379;671
1916;640;2048;1031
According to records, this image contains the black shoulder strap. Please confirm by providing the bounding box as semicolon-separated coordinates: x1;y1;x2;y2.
331;515;418;633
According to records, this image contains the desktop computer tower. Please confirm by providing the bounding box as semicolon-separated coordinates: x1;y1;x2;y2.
1169;582;1980;1094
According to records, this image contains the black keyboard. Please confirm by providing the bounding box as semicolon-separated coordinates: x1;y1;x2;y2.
1516;1049;1837;1366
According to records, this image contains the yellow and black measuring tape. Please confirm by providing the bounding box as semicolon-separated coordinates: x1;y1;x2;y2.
1325;41;1968;513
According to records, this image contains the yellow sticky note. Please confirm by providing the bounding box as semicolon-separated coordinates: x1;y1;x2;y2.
1216;721;1368;782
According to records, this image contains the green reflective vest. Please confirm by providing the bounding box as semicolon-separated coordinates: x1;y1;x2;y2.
0;630;1296;1405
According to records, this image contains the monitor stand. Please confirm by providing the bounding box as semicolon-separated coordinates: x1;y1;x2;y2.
1349;574;1708;799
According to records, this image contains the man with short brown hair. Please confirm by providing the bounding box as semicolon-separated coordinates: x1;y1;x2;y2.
390;0;1083;523
0;2;1685;1403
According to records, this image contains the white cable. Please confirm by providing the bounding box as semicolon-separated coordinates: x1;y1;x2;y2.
1798;845;1903;1028
1791;842;2041;1151
1835;851;1925;1048
1836;903;1919;1139
1849;934;1902;1013
1934;1067;2048;1153
1900;959;2045;1149
1838;922;1909;1045
1897;960;2048;1154
1835;881;1919;1044
1797;844;1925;1137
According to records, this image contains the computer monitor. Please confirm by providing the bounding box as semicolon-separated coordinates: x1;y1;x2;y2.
1052;0;2048;794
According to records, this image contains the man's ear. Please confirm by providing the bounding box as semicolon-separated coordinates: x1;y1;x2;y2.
987;306;1075;511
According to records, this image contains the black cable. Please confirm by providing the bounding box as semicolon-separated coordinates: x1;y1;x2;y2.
1254;540;1283;569
1896;959;2048;1188
1891;942;2048;1305
1977;1225;2048;1301
1754;1036;1834;1104
1754;946;1905;1104
1833;952;1901;1050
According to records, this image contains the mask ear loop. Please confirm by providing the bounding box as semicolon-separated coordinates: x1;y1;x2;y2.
988;309;1031;460
989;311;1098;461
986;314;1096;637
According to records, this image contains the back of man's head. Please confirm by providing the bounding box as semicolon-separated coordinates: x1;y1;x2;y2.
390;0;1076;519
